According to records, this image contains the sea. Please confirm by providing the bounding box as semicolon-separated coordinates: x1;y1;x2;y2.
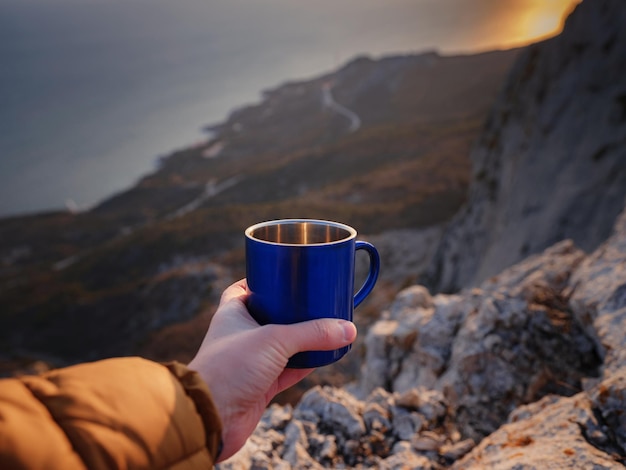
0;0;567;218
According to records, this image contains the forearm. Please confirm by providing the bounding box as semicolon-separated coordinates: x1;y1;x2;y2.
0;357;223;469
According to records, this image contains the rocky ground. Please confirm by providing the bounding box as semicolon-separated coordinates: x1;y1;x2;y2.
217;203;626;469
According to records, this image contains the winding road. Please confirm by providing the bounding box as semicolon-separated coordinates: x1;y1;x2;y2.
322;82;361;133
166;175;243;220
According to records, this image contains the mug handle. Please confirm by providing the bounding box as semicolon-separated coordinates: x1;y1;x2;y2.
354;241;380;308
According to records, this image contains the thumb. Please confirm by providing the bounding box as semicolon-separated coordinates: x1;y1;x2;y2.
271;319;357;358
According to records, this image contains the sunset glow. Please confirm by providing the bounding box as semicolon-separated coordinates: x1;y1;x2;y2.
459;0;582;52
520;0;581;42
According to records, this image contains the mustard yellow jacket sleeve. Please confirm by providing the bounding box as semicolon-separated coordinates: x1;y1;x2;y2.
0;357;223;469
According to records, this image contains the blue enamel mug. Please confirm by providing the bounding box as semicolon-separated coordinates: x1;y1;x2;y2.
245;219;380;368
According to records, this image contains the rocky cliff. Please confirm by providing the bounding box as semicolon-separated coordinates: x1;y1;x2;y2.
426;0;626;293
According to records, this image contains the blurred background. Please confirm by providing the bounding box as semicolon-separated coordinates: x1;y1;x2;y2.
0;0;577;217
0;0;582;401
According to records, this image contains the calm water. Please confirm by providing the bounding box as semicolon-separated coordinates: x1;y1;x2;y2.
0;0;563;217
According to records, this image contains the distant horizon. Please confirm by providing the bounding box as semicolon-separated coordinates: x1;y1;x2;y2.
0;0;580;218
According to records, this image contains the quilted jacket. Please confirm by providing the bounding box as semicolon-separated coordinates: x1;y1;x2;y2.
0;357;222;469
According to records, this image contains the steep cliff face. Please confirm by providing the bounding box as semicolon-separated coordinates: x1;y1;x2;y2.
427;0;626;293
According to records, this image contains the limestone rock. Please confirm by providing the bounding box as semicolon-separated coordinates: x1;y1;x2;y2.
453;392;625;469
362;237;601;441
569;207;626;374
218;384;464;469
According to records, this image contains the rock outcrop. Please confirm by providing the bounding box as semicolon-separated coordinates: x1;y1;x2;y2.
360;239;601;443
426;0;626;293
218;200;626;470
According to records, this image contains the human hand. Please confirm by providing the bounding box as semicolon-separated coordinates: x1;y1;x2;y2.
187;279;357;462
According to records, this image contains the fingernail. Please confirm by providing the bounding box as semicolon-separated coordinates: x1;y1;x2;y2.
339;320;357;342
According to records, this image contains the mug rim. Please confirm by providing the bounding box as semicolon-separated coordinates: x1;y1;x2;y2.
245;218;357;246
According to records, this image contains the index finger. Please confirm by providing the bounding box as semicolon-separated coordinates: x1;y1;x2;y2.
220;279;248;305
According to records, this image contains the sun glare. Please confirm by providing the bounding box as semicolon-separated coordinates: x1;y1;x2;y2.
522;0;581;42
458;0;582;54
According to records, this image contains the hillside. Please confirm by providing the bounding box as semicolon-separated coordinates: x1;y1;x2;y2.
0;48;519;375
